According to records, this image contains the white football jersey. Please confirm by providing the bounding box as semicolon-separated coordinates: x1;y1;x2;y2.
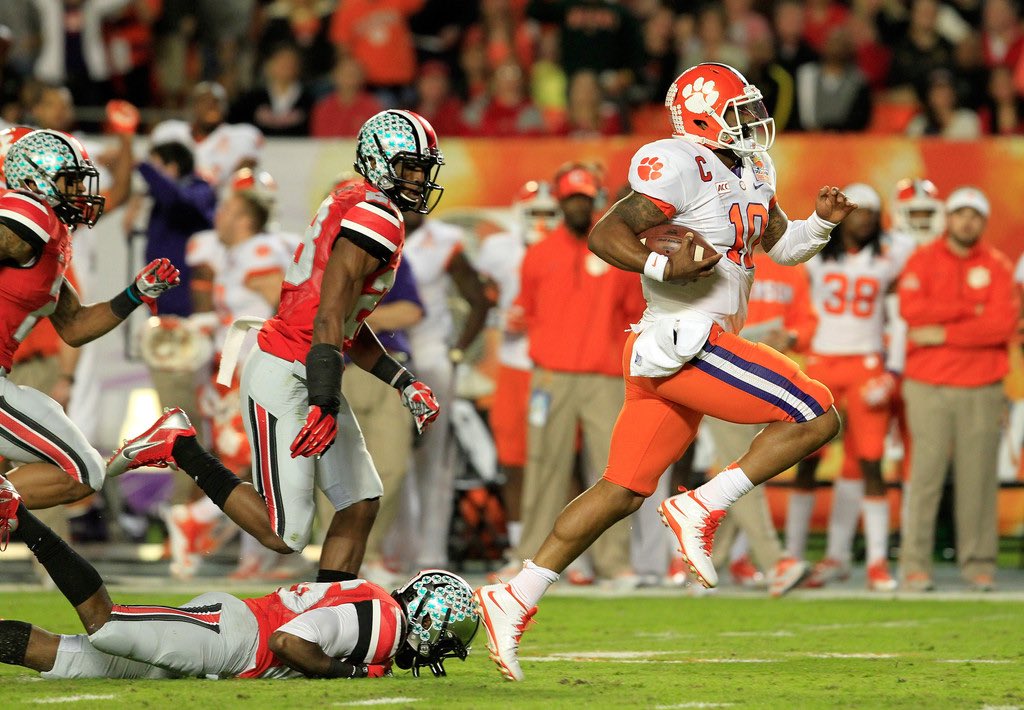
806;231;914;355
473;231;530;370
628;138;777;333
404;219;464;359
150;120;264;188
214;233;291;334
186;229;225;271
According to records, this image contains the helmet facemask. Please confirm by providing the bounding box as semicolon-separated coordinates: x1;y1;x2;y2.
383;141;445;215
23;154;105;228
712;87;775;156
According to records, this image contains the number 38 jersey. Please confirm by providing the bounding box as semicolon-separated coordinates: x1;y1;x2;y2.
805;232;915;355
628;138;776;334
257;181;404;363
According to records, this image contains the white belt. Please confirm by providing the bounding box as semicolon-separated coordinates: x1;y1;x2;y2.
216;316;267;387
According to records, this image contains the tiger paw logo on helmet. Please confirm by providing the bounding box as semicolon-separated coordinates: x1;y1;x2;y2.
681;77;719;114
636;156;664;181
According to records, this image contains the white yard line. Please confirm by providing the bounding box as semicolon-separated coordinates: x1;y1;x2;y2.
654;704;735;709
937;659;1014;664
333;699;420;707
30;695;117;705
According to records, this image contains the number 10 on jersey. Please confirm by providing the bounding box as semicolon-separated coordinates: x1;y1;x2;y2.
727;202;769;269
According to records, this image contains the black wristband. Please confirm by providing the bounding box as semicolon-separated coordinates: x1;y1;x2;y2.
325;657;368;678
305;343;342;414
110;283;144;320
369;353;415;390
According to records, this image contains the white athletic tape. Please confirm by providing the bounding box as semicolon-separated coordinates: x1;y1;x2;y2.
693;244;704;260
216;316;267;386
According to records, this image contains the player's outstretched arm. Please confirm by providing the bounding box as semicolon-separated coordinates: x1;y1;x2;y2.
589;191;721;280
762;187;857;265
268;631;383;679
49;259;181;347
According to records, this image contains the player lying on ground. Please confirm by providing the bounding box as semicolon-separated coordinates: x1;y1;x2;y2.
104;111;445;583
0;129;180;511
0;484;479;679
475;62;856;681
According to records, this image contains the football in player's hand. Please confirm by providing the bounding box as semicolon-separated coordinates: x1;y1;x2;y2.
641;224;715;261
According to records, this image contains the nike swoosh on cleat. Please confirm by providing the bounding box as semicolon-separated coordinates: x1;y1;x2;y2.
121;440;164;460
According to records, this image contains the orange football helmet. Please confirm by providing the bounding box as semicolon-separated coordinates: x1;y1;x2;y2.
892;178;944;244
229;167;277;205
513;180;559;245
665;63;775;155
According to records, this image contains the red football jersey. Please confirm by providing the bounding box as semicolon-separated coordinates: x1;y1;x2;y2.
0;189;71;370
240;580;405;678
258;180;404;362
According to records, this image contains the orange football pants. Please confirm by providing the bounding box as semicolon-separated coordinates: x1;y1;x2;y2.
490;365;531;468
604;326;834;496
804;353;891;469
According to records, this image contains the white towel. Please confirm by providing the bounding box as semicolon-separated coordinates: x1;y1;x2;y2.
628;313;714;378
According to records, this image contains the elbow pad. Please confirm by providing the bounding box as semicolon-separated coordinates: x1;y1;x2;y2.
767;212;837;266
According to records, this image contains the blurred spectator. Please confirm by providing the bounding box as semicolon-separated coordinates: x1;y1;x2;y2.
230;43;314;137
724;0;772;48
194;0;257;96
889;0;955;91
511;163;642;583
745;36;796;131
463;60;546;136
103;0;160;105
152;0;194;108
954;32;992;110
803;0;851;54
0;27;26;126
0;1;42;78
27;83;75;132
413;61;466;137
258;0;335;83
680;5;748;75
980;0;1023;68
898;187;1018;591
529;27;567;119
409;0;476;68
847;10;892;90
773;0;819;78
458;38;492;100
527;0;644;98
553;69;625;137
638;3;678;102
309;57;382;137
795;28;872;132
137;141;217;317
34;0;132;107
906;69;981;138
464;0;536;72
330;0;424;100
980;65;1024;134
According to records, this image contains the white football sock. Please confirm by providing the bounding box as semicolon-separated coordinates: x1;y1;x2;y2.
862;496;890;565
694;467;753;510
729;532;749;562
825;478;864;563
508;559;559;608
507;521;522;549
785;491;815;560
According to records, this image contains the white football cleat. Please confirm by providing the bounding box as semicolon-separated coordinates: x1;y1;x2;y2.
0;477;22;550
769;557;810;597
658;489;726;588
473;583;536;682
804;557;851;588
107;408;195;478
866;560;898;592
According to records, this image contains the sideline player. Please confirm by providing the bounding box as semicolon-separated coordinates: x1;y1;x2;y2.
0;497;478;679
474;63;855;681
107;111;445;581
0;129;180;514
786;184;913;591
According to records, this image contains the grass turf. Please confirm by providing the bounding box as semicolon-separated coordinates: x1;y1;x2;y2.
2;591;1022;709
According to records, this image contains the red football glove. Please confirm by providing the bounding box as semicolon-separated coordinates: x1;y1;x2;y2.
400;380;440;434
133;258;181;314
290;405;338;458
105;99;140;135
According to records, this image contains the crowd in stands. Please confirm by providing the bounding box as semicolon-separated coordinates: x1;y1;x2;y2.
3;0;1024;138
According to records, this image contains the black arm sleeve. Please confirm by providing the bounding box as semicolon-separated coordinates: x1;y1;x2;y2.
305;342;343;414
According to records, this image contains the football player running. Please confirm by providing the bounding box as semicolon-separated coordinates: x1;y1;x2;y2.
107;111;444;583
0;500;478;679
0;129;180;525
474;63;856;681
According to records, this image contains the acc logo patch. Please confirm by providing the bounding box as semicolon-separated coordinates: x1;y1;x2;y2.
637;156;663;181
967;265;991;289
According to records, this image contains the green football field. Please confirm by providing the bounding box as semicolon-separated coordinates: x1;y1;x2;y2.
3;590;1022;709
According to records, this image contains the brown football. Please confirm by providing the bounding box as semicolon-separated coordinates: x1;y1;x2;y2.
640;224;716;261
